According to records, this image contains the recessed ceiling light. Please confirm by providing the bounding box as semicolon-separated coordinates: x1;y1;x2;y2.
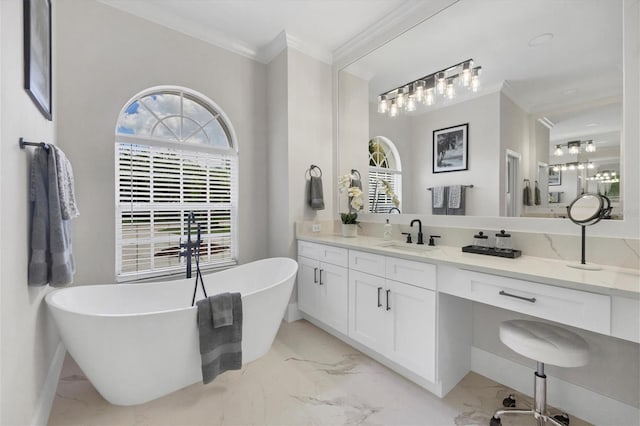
528;33;554;47
586;122;599;127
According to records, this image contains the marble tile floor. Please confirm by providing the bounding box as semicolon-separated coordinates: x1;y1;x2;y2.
49;320;590;426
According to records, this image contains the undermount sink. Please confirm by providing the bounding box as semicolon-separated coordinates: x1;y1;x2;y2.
378;241;437;253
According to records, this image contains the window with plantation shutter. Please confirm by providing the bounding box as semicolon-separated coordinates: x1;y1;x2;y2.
115;88;237;281
368;136;402;213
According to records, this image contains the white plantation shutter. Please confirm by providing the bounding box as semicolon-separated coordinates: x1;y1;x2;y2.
368;136;402;213
115;88;237;281
369;169;401;213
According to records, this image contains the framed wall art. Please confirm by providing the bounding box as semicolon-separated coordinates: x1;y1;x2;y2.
24;0;52;120
433;123;468;173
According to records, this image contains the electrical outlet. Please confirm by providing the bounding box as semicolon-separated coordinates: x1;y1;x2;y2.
312;224;321;232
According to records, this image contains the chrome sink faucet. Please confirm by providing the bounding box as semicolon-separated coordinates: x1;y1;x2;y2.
410;219;424;245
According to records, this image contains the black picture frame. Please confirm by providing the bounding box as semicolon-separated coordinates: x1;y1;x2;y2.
24;0;52;121
548;168;562;186
433;123;468;173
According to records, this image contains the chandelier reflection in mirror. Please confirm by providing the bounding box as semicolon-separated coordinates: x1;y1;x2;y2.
377;59;482;117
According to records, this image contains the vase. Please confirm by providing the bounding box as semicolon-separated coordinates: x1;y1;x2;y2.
341;223;357;238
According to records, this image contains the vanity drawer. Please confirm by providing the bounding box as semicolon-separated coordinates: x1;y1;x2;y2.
349;250;386;278
458;270;611;334
385;257;436;290
298;241;348;267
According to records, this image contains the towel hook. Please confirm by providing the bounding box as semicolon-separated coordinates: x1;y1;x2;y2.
306;164;322;179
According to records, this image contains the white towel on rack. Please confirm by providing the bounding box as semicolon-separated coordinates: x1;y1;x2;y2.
448;185;462;209
432;186;445;208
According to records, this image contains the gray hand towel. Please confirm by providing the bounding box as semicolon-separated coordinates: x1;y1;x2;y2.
210;292;233;328
197;293;243;384
308;176;325;210
47;149;75;286
432;186;447;215
29;149;50;286
53;146;80;220
447;186;466;215
448;185;462;209
29;148;75;286
534;181;541;205
523;182;532;206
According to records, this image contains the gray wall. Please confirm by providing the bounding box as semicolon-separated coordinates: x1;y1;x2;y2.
0;1;60;424
54;0;270;284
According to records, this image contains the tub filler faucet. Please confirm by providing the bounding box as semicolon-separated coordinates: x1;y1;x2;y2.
180;211;201;279
180;211;208;306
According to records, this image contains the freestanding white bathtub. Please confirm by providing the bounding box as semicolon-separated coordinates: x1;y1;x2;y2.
46;257;298;406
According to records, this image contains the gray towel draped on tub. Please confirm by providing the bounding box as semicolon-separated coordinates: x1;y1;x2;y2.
196;292;242;384
29;147;77;287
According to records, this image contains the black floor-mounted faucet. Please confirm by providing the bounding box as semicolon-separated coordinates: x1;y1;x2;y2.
180;211;201;279
410;219;424;245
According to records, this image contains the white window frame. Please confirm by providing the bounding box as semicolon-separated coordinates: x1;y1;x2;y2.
368;136;402;213
114;86;238;282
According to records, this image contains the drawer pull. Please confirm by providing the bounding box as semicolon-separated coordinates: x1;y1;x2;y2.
386;289;391;311
319;269;324;285
313;267;318;284
499;290;536;303
377;287;382;307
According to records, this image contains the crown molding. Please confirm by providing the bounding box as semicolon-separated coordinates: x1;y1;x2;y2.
100;0;261;62
332;0;459;70
259;31;333;65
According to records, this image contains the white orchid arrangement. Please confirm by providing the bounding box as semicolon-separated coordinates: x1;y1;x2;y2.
378;178;400;208
338;173;364;224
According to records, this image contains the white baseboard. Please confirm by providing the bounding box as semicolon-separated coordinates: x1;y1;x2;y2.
471;347;640;426
284;302;303;323
31;342;66;426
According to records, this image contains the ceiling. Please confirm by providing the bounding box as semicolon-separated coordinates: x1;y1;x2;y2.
100;0;415;63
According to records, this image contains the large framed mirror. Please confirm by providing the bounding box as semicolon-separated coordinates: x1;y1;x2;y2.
337;0;637;229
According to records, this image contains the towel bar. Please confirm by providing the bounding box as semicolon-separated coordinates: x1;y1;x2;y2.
19;137;50;150
427;184;473;190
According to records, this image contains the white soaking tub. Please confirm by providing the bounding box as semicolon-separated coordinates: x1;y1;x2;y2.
46;257;298;405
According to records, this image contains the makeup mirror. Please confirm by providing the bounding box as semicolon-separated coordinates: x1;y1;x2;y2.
566;193;611;269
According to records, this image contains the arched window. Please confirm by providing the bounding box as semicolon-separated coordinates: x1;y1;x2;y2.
368;136;402;213
115;87;237;281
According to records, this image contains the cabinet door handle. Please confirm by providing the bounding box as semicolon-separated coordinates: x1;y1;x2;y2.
499;290;536;303
313;267;318;284
386;289;391;311
319;269;324;285
377;287;382;307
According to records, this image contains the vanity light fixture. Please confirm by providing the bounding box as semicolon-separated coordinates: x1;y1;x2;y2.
550;162;595;172
551;140;595;156
377;59;482;116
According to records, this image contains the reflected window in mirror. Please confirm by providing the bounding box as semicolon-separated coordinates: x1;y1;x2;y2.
368;136;401;213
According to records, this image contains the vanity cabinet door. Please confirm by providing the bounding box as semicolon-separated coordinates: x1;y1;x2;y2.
297;256;320;319
348;270;389;353
318;262;348;335
385;280;436;382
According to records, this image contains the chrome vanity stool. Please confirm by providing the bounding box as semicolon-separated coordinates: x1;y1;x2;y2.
490;320;589;426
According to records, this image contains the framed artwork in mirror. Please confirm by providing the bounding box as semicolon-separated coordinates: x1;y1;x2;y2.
548;168;561;186
433;123;468;173
23;0;52;121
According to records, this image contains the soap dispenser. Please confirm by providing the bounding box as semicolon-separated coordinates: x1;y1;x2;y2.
383;219;393;241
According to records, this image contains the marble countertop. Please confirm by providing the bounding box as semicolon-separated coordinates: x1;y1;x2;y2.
297;233;640;299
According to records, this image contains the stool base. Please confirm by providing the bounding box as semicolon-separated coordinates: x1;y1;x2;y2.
490;364;570;426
